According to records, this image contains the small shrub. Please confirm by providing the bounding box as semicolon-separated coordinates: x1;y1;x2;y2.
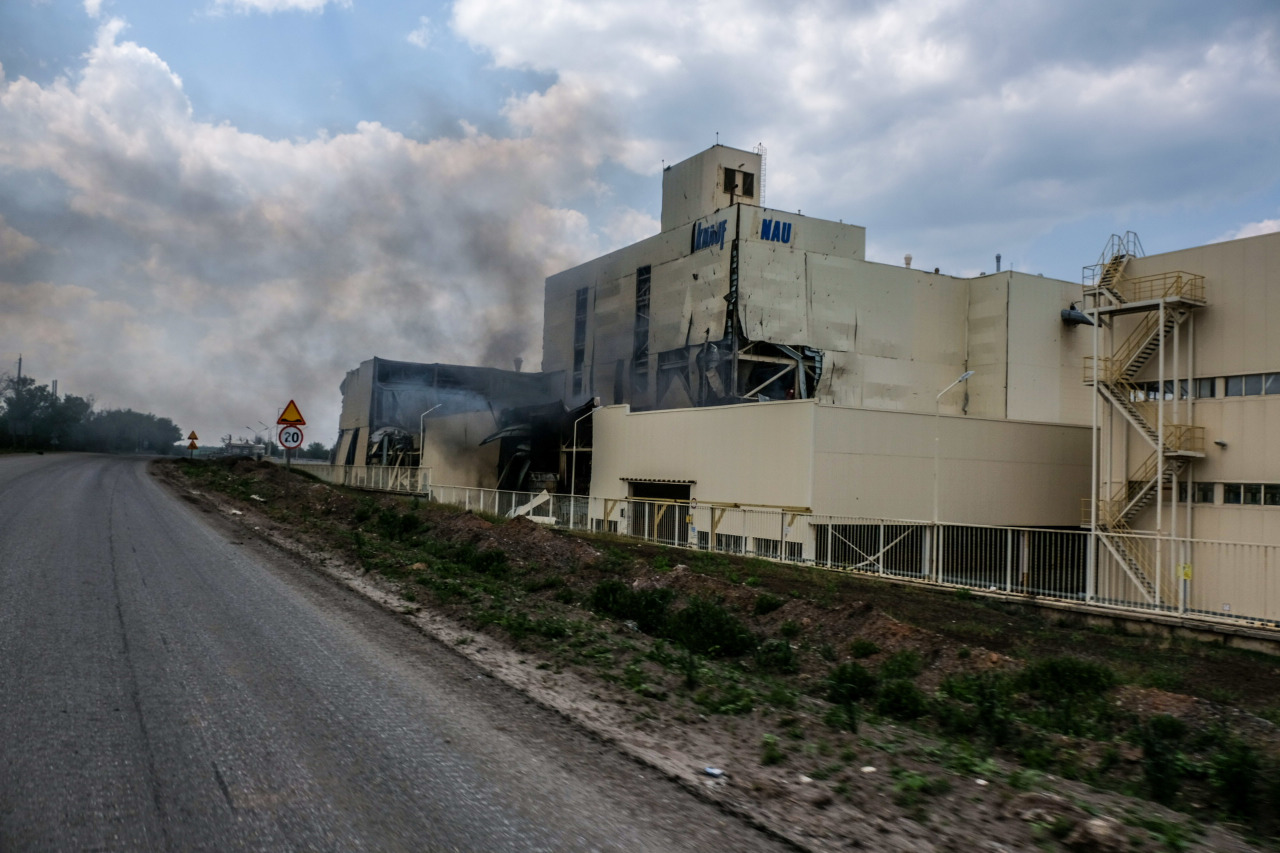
665;596;757;657
764;685;798;709
823;703;859;733
588;579;676;635
353;497;376;524
1139;715;1186;805
818;643;837;662
826;662;878;706
892;769;951;810
755;639;799;674
850;638;880;659
553;586;577;605
1017;657;1116;703
753;592;785;616
466;548;510;577
761;734;786;765
694;683;755;715
879;649;924;680
877;679;930;721
1212;739;1260;818
779;620;802;639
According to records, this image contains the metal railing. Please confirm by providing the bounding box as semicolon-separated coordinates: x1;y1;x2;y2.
302;465;1280;628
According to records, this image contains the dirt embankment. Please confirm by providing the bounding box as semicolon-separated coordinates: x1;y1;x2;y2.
157;458;1280;853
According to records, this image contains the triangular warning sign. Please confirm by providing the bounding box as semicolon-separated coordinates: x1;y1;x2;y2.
187;431;199;441
187;441;198;450
277;400;306;425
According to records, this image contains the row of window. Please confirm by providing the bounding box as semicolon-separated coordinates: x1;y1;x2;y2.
1131;373;1280;402
1177;482;1280;506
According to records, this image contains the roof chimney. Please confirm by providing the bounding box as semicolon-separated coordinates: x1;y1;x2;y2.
996;253;1002;272
904;253;913;269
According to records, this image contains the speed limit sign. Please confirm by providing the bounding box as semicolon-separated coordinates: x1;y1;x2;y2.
278;425;304;449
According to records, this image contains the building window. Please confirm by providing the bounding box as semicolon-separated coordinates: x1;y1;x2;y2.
633;266;651;393
723;167;755;199
1267;373;1280;395
1194;482;1215;503
1223;483;1243;504
1225;376;1244;396
1244;483;1264;505
572;286;589;395
785;542;803;562
715;533;744;554
1194;377;1216;399
754;537;781;559
1245;374;1264;396
1266;485;1280;506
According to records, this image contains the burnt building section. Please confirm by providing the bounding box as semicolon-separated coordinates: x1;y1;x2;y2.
542;144;1089;427
334;357;590;493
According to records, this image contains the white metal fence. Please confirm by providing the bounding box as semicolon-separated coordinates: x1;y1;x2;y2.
301;464;1280;628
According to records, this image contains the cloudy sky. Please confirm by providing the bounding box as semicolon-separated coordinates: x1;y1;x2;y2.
1;0;1278;446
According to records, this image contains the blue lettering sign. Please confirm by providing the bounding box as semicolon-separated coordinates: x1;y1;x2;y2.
690;219;728;253
759;218;793;244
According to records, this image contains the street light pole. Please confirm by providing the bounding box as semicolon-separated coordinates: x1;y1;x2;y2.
419;403;443;493
933;370;975;526
569;400;600;530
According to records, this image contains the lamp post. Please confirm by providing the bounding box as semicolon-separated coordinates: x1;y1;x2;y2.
418;403;443;493
569;400;601;530
933;370;975;526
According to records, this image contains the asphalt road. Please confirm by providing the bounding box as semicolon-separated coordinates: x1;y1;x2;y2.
0;454;789;852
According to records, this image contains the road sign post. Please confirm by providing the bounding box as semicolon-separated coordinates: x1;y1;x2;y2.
277;402;306;497
187;431;199;459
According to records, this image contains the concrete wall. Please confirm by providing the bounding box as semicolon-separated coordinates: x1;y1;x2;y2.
590;400;815;510
589;400;1092;527
810;406;1092;526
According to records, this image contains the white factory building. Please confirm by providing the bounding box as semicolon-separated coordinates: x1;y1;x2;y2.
332;144;1280;622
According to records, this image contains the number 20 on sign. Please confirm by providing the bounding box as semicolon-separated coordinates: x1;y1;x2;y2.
278;426;304;449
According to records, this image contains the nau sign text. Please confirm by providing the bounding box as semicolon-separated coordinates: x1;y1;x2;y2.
760;218;793;244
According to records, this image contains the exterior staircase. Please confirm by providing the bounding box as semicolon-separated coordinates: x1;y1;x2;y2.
1082;233;1206;606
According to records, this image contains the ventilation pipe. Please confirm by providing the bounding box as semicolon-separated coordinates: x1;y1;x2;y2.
904;254;913;269
996;253;1002;272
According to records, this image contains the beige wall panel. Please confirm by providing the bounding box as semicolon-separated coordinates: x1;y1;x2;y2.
421;411;502;490
805;255;863;352
1183;541;1279;620
1126;232;1280;378
1187;506;1280;546
811;406;1091;526
1006;274;1091;425
965;277;1009;419
738;241;808;342
590;401;815;509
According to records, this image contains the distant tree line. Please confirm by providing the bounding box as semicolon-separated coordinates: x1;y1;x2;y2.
0;373;182;454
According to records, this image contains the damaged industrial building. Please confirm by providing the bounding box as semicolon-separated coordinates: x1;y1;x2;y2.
338;144;1091;524
331;144;1280;623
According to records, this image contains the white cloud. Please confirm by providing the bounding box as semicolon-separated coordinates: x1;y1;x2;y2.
84;0;104;18
1218;218;1280;242
453;0;1280;260
407;16;431;49
211;0;350;14
0;216;38;262
0;19;623;438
